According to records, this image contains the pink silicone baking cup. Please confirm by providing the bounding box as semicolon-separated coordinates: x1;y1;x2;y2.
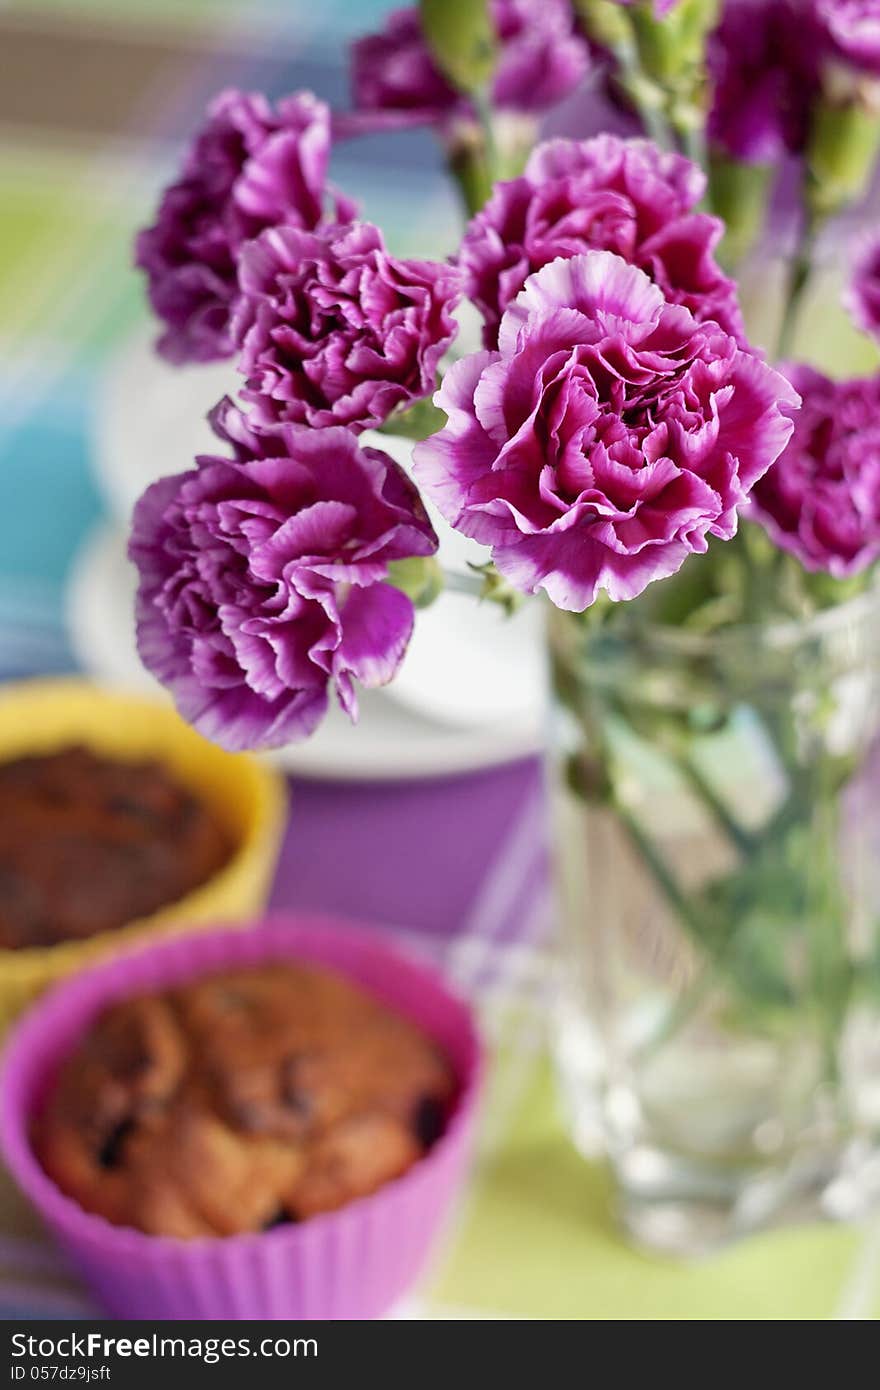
1;916;483;1321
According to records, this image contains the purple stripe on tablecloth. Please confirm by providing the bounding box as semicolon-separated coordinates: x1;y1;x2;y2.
459;781;549;943
269;756;547;941
0;1234;75;1278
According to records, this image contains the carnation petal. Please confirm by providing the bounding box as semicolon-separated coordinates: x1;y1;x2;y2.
503;251;666;353
413;351;499;524
334;582;414;691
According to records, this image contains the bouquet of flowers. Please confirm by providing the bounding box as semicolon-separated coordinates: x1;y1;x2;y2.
130;1;880;1246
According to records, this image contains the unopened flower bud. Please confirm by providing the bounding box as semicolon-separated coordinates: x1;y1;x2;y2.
573;0;634;52
807;88;880;217
387;556;445;610
708;154;773;267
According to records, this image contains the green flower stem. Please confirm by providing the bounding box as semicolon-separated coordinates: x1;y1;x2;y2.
610;44;674;149
574;1;672;147
446;92;514;218
555;605;859;1082
448;130;494;217
806;755;854;1081
473;89;501;188
441;568;487;600
608;789;709;943
673;749;757;857
555;656;711;946
669;106;707;175
776;213;818;361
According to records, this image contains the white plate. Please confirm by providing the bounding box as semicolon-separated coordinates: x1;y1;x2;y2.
67;526;546;781
92;327;240;523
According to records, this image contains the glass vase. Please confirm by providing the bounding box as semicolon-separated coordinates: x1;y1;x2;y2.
548;590;880;1253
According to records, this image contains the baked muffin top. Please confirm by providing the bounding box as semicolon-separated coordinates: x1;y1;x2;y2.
0;746;230;949
34;962;456;1237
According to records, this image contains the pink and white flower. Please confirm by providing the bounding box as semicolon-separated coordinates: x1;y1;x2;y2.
415;250;798;611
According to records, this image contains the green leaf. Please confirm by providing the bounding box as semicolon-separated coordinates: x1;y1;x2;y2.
378;393;447;442
420;0;497;95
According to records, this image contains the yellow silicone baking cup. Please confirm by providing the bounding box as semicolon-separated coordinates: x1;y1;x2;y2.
0;679;287;1032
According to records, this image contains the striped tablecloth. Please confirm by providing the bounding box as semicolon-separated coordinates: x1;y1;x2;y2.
1;0;879;1320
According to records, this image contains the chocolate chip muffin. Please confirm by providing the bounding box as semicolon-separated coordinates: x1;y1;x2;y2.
0;747;230;949
34;963;456;1237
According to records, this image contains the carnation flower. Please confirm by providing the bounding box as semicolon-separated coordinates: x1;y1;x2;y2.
457;135;744;348
707;0;819;162
350;1;589;128
135;90;353;364
350;8;462;125
129;402;438;751
232;220;460;434
414;250;798;611
813;0;880;75
845;229;880;338
750;365;880;577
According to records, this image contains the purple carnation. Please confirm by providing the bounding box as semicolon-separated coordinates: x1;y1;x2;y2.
750;365;880;577
135;90;354;365
232;220;460;434
414;250;798;611
845;229;880;337
458;135;744;348
707;0;819;162
814;0;880;75
351;1;589;127
129;402;438;751
351;9;459;125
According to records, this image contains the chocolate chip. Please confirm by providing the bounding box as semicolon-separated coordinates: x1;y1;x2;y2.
217;989;252;1013
262;1207;296;1230
413;1095;445;1149
106;796;153;821
110;1049;151;1081
97;1117;136;1169
281;1057;313;1117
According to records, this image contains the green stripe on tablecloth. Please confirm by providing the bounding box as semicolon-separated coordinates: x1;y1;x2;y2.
0;145;149;359
429;1055;874;1320
1;0;393;29
3;0;262;22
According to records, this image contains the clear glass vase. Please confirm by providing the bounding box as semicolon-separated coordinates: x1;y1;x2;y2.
548;590;880;1253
